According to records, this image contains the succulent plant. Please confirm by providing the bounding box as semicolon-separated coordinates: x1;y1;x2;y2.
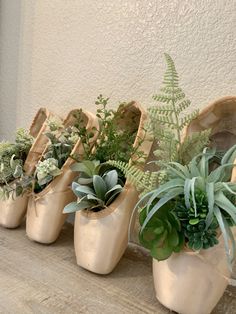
175;192;219;250
139;202;184;260
64;160;124;213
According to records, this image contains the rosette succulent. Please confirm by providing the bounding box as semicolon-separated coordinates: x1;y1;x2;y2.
139;202;184;260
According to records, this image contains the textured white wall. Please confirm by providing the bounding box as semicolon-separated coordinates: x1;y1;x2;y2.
1;0;236;138
0;0;21;139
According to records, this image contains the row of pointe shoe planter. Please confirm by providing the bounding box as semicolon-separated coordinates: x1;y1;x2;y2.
0;101;152;273
0;92;236;314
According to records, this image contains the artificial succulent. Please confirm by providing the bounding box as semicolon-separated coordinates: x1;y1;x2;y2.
139;202;184;260
64;160;124;213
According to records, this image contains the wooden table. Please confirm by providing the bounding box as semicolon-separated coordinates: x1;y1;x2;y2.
0;223;235;313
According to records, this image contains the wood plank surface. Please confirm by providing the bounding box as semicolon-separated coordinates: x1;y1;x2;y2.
0;223;235;314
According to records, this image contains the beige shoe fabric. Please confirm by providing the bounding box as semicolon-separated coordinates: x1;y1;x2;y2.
26;109;99;244
0;108;55;228
74;102;153;274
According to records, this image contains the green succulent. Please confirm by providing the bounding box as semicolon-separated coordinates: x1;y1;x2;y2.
70;159;101;182
135;145;236;267
185;220;219;251
174;192;219;250
139;202;184;260
64;160;124;213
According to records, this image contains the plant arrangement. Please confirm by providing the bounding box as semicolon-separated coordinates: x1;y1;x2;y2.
0;128;34;199
108;54;236;264
33;117;80;192
5;117;83;195
108;53;210;193
63;99;150;274
0;115;85;198
137;146;236;264
107;54;236;312
64;96;147;214
25;110;99;244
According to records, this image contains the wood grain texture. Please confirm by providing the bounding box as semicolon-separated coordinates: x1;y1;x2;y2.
0;223;235;314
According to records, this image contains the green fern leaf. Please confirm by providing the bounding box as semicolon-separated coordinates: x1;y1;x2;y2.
180;129;211;164
107;160;159;194
146;53;210;170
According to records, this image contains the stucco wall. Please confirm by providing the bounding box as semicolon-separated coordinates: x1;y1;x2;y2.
0;0;21;139
1;0;236;137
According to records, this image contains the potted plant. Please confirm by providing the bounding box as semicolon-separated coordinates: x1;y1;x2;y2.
0;108;53;228
64;95;152;274
111;54;236;313
26;109;98;244
138;146;236;314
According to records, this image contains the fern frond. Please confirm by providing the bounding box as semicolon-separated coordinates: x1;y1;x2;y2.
162;53;179;89
180;129;211;164
149;104;173;115
160;87;182;94
152;128;174;142
176;100;191;114
179;110;199;130
153;94;173;104
150;114;176;128
146;53;211;170
107;160;159;194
